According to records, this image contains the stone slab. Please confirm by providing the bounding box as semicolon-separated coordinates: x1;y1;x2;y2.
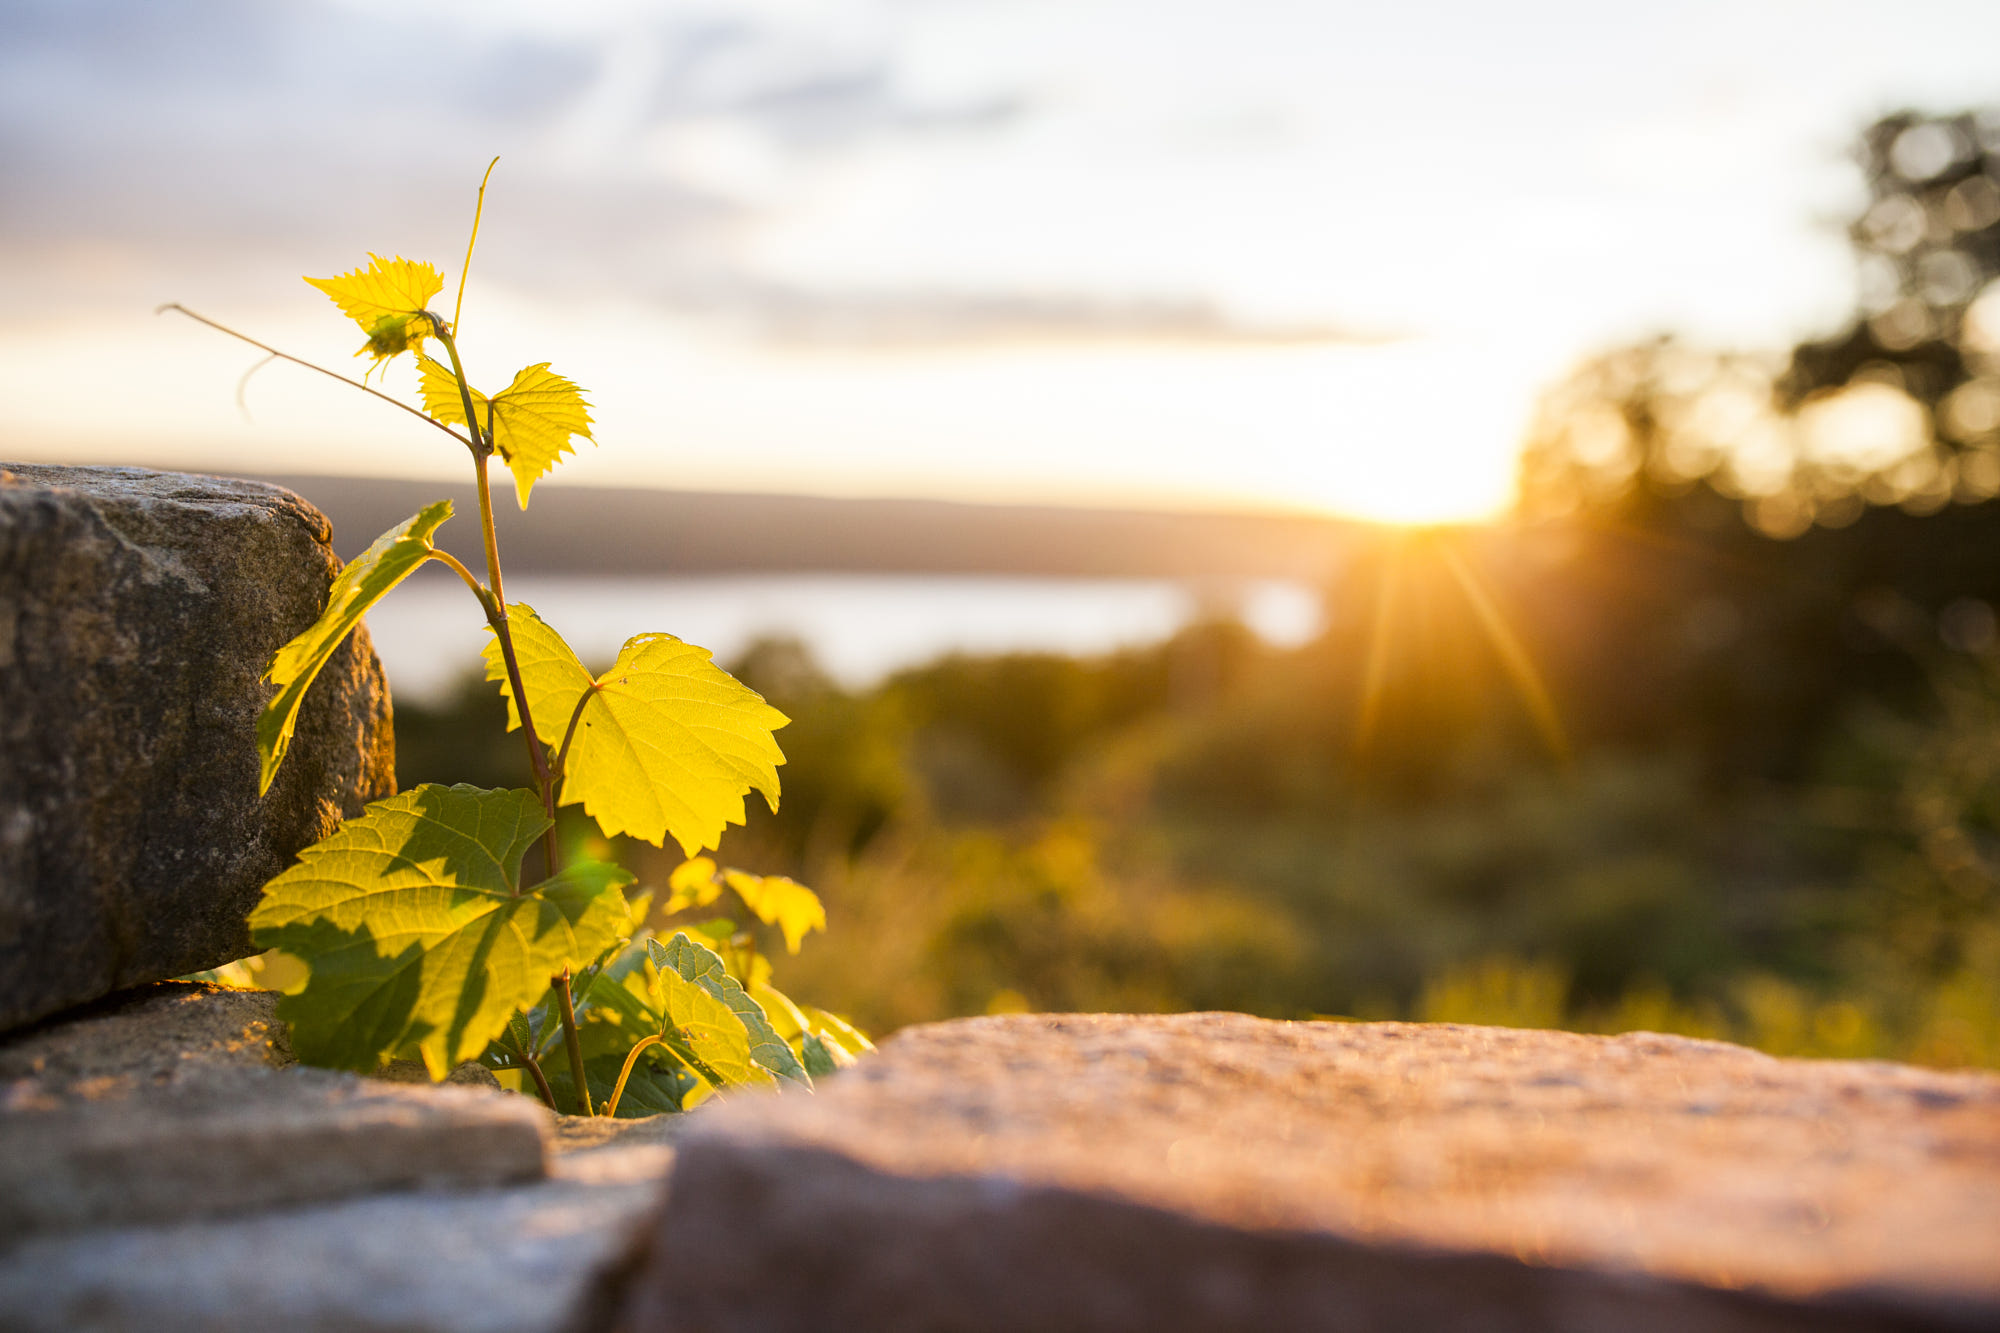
0;1063;549;1239
0;1143;672;1333
0;464;394;1033
624;1014;2000;1332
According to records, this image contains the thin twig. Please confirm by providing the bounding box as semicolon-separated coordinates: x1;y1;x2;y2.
454;157;500;334
157;304;473;450
235;352;277;419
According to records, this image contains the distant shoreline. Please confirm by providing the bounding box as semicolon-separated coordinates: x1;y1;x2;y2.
238;472;1359;581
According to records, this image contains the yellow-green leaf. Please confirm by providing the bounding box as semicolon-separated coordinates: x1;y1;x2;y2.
654;963;770;1091
665;857;724;914
482;604;789;855
723;869;825;954
752;979;810;1041
417;356;593;508
259;501;451;795
305;255;444;364
801;1005;876;1058
249;784;633;1075
651;932;807;1085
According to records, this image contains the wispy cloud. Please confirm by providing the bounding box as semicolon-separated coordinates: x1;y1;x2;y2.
657;277;1402;348
0;0;1051;342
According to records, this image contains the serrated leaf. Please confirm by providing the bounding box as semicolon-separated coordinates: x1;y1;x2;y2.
249;784;633;1074
259;501;452;795
665;857;724;914
417;356;593;508
723;869;826;954
650;932;808;1085
305;255;444;364
483;604;789;855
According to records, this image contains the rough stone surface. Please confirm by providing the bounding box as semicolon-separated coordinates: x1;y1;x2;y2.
0;463;395;1033
0;1136;673;1333
0;1062;549;1240
626;1014;2000;1333
0;982;546;1241
0;980;682;1331
0;981;293;1092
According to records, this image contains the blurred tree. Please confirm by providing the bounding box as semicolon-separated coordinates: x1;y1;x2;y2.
1503;106;2000;791
1521;108;2000;536
1785;110;2000;419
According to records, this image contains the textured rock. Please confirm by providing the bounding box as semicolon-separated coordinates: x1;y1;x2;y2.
626;1014;2000;1333
0;981;293;1094
0;1061;549;1239
0;1136;673;1333
0;977;682;1331
0;464;394;1033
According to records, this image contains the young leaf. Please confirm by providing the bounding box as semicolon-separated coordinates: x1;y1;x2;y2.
665;857;724;914
249;784;633;1075
416;357;593;508
650;932;808;1085
258;501;452;794
482;604;789;855
723;869;826;954
652;963;772;1090
305;255;444;365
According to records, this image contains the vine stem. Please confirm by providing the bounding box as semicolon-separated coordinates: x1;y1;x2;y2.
604;1035;665;1119
437;324;560;868
432;324;596;1113
426;549;493;615
519;1048;559;1113
555;967;593;1116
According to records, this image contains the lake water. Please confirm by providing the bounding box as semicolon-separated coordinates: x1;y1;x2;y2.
365;569;1324;704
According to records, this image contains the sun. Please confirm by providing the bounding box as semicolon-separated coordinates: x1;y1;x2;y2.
1250;337;1537;527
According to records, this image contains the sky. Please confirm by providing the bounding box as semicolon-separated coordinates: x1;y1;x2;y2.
4;0;2000;523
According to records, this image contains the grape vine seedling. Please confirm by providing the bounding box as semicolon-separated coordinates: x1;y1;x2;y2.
167;161;869;1116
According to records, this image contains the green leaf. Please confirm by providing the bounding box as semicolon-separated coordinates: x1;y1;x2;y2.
722;869;826;954
651;963;770;1091
650;932;808;1085
417;357;594;509
258;501;451;795
482;604;789;855
250;784;633;1074
801;1033;840;1077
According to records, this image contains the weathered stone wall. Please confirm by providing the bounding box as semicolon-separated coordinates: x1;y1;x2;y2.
0;465;394;1031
